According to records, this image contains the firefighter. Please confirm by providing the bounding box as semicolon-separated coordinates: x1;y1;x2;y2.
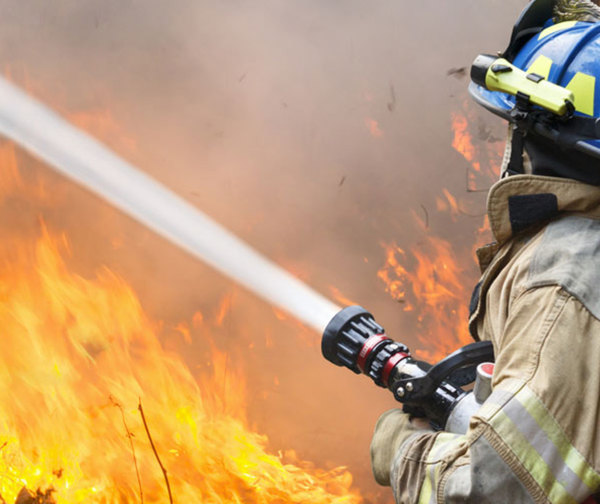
370;0;600;502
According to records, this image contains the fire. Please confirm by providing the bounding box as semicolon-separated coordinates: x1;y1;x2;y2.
451;112;478;169
435;189;461;222
450;103;503;253
377;237;472;363
364;119;383;138
376;245;411;309
376;103;504;363
0;143;21;200
450;104;504;192
0;148;363;503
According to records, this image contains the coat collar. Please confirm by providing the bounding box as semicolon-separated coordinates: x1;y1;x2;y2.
487;175;600;246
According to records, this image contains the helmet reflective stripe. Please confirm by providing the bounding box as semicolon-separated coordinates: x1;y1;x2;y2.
566;72;596;115
524;54;596;115
512;21;600;117
527;55;553;79
416;433;463;504
488;384;600;503
538;21;578;40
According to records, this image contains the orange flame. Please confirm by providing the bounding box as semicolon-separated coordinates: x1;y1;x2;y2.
450;112;477;166
215;293;234;327
375;105;504;363
377;237;472;363
450;104;502;250
450;106;504;191
364;119;383;138
376;245;412;311
435;189;461;221
0;120;364;504
0;221;364;504
0;144;21;201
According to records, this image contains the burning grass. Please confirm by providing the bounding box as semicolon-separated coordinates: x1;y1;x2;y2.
0;143;363;503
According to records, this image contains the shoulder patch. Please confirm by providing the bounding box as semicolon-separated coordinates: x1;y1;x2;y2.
528;216;600;320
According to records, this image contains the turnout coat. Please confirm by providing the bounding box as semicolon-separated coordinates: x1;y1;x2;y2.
378;174;600;503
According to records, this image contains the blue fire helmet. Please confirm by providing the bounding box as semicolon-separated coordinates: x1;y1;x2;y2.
469;0;600;173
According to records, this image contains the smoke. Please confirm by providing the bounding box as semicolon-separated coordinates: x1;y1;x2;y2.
0;0;524;499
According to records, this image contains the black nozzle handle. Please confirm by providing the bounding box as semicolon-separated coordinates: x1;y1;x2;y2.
393;341;494;401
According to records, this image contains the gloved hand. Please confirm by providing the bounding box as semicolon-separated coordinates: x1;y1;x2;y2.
370;409;430;486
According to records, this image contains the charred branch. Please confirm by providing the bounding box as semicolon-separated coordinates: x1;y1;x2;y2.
138;399;173;504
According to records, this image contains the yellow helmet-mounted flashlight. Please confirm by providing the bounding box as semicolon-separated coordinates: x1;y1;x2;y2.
471;54;575;117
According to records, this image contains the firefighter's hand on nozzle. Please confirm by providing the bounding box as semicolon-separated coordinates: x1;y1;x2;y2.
370;409;433;486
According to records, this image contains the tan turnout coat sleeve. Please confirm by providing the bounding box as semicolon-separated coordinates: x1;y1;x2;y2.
387;175;600;504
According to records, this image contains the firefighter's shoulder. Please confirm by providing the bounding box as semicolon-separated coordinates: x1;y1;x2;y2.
526;215;600;319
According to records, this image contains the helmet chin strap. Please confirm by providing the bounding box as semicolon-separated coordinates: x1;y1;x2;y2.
501;125;533;178
506;126;526;176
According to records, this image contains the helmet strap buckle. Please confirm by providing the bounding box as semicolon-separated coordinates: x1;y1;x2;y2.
505;93;534;176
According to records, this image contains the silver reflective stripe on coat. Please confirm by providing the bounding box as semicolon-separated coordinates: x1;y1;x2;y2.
414;433;463;504
488;384;600;503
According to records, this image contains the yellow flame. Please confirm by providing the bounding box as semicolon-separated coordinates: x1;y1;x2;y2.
0;144;363;503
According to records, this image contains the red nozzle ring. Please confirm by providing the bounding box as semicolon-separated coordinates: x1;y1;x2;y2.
382;352;410;387
357;334;389;373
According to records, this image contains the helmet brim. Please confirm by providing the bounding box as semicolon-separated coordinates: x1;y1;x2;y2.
468;82;512;122
468;82;600;159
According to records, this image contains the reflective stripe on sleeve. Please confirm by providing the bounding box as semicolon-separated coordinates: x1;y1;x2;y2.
488;384;600;504
418;432;463;504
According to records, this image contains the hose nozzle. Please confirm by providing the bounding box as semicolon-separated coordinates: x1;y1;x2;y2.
321;305;410;388
321;305;495;430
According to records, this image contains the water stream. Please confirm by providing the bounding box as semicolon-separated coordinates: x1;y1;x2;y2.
0;77;340;333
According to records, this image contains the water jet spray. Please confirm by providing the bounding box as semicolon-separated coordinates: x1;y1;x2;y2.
0;78;494;433
0;76;339;334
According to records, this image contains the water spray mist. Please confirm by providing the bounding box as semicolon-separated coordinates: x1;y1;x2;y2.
0;77;496;434
0;77;339;333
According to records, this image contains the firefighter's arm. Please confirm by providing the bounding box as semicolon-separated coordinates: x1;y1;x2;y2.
371;286;600;503
369;378;533;502
370;409;433;486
